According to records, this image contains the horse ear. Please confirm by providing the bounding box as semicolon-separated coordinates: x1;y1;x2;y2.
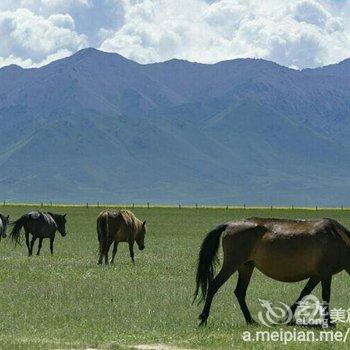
142;220;146;227
63;214;67;218
6;215;9;219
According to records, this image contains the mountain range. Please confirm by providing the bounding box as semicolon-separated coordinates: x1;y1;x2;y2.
0;48;349;205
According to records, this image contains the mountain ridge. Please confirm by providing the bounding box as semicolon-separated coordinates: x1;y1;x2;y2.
0;49;349;205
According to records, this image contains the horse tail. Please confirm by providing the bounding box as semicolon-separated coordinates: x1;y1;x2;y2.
194;223;228;303
98;213;109;255
10;215;27;245
97;216;101;243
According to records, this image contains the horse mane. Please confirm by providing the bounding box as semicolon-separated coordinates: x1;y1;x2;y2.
119;210;138;227
327;218;350;247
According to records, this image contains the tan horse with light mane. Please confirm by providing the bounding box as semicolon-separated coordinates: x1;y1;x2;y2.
194;217;350;327
97;209;146;265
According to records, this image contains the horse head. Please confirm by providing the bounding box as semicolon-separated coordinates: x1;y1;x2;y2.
136;220;147;250
0;214;9;239
49;212;67;237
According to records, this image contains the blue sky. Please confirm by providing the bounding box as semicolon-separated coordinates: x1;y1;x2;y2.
0;0;349;69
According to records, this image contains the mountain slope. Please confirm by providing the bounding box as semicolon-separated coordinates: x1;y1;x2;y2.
303;58;350;77
0;49;349;205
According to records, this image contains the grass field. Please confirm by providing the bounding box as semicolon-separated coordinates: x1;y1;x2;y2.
0;206;349;349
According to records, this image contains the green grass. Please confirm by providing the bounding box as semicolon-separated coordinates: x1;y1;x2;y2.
0;206;349;349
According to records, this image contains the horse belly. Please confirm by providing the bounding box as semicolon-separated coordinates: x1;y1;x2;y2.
252;239;322;282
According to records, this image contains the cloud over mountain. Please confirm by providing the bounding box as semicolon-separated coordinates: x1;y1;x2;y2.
0;0;349;69
100;0;349;69
0;8;88;67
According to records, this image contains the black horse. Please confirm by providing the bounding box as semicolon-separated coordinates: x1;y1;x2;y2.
0;213;9;240
10;211;67;256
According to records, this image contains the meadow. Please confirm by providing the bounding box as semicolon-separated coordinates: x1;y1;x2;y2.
0;205;349;349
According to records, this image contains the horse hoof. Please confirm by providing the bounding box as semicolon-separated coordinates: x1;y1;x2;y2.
286;319;296;326
198;315;208;327
247;319;258;325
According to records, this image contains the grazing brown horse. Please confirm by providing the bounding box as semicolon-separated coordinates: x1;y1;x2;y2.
10;211;67;256
194;217;350;327
97;209;146;264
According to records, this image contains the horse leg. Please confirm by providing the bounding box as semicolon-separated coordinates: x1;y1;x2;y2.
199;263;236;326
104;241;112;265
49;236;55;255
110;242;118;264
37;238;43;256
29;237;37;256
129;242;135;264
25;231;30;256
234;262;255;324
288;277;320;318
98;241;104;264
98;239;111;265
321;276;333;327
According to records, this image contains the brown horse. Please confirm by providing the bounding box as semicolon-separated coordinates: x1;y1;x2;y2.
97;209;146;264
194;217;350;327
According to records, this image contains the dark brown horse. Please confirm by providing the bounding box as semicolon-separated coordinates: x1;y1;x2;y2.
194;217;350;327
97;209;146;264
10;211;67;256
0;213;9;240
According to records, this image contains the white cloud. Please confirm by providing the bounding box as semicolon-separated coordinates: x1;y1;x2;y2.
0;0;349;68
0;0;92;13
48;13;76;30
42;0;92;10
0;8;88;67
0;55;34;68
100;0;350;68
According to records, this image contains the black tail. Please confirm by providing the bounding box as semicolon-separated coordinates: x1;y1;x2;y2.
10;215;27;245
98;214;108;255
194;224;228;303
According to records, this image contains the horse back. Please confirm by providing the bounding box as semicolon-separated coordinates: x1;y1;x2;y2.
115;210;139;242
221;217;347;262
97;209;137;243
256;218;350;280
246;217;348;242
97;209;132;242
24;211;57;236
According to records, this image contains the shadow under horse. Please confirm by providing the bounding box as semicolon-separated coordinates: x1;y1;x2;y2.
10;211;67;256
194;217;350;327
